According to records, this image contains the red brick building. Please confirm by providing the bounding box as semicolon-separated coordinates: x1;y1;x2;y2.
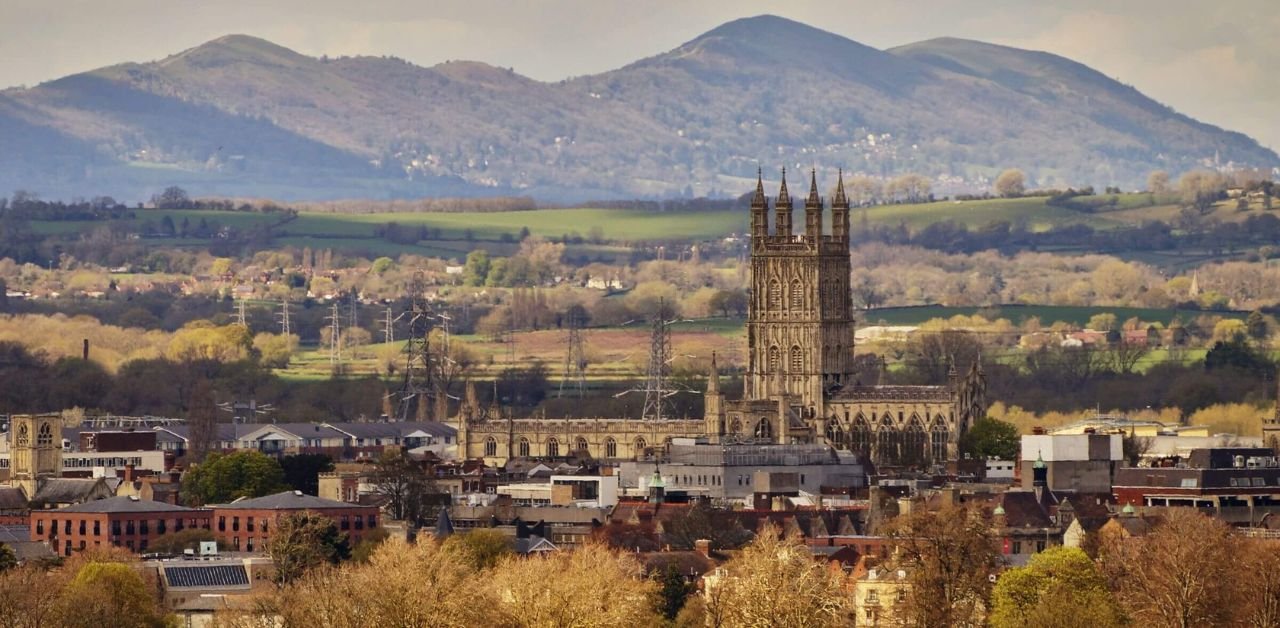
210;491;380;553
29;496;211;556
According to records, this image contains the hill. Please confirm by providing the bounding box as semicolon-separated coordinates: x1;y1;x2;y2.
0;16;1274;201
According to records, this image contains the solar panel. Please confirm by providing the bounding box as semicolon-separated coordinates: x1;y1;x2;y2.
165;565;250;588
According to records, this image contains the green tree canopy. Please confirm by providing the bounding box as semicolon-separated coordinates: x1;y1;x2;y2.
181;450;288;506
959;416;1019;460
61;562;170;628
442;528;513;570
991;546;1124;628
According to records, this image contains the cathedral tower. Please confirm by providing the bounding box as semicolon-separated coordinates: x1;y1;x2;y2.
746;169;856;409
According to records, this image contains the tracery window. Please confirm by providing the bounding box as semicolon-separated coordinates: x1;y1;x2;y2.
484;437;497;457
790;345;804;372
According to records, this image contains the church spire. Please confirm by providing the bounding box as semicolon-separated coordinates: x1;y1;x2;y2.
806;168;821;207
833;169;848;207
776;167;793;237
752;167;767;207
707;352;720;395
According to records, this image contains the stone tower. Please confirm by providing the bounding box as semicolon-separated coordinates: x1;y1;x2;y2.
10;414;61;499
746;168;856;410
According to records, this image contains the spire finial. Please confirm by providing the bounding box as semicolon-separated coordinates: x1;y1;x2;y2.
778;167;790;203
806;168;821;207
752;166;767;208
833;168;848;206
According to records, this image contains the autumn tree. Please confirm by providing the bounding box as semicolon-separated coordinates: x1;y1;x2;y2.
485;543;660;627
703;528;847;628
886;503;1000;627
442;528;513;570
270;511;351;585
990;546;1123;628
994;169;1026;198
1147;170;1170;194
1179;170;1227;214
1100;508;1242;627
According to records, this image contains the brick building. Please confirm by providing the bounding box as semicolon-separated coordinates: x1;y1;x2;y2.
210;491;380;553
28;496;211;556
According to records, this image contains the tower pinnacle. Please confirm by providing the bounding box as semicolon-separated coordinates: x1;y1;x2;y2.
776;167;793;236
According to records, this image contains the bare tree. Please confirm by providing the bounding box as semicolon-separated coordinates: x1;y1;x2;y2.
886;503;1000;628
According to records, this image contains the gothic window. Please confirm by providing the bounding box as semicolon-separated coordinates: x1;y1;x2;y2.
755;417;773;439
546;438;560;458
768;279;782;309
517;437;530;458
851;416;871;455
790;345;804;372
575;437;589;454
634;437;647;456
36;422;52;447
605;437;617;458
484;437;497;457
904;419;927;465
768;346;780;371
876;415;897;465
729;417;742;435
790;280;804;310
931;419;950;463
15;424;28;447
825;420;844;447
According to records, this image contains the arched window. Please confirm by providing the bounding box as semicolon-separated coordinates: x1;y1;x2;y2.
768;279;782;309
931;418;950;463
790;279;804;310
825;420;844;448
517;437;530;458
755;417;773;439
36;422;52;446
484;437;497;457
850;416;871;455
877;415;897;465
575;437;589;454
634;437;647;457
767;346;780;371
790;346;804;372
546;438;560;458
729;417;742;435
904;419;926;465
605;437;617;458
15;424;28;447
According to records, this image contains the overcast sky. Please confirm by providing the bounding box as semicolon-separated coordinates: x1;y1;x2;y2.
4;0;1277;150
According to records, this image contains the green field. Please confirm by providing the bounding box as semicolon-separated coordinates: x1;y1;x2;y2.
860;304;1246;327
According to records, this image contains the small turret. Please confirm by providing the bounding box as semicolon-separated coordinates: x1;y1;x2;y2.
776;167;793;237
831;169;850;242
750;167;769;240
804;168;823;240
704;352;725;439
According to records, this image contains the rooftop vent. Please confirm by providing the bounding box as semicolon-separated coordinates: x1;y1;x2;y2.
294;490;303;496
129;495;140;501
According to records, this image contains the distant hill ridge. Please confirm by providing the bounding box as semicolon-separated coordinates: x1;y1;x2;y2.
0;15;1273;201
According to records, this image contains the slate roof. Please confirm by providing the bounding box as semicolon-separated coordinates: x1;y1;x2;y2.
164;564;251;589
56;496;199;514
32;478;114;505
214;491;368;511
0;487;27;510
834;385;952;403
155;421;455;443
0;524;54;562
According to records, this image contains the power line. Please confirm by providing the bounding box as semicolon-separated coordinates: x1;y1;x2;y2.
558;308;588;399
277;297;291;336
325;300;342;366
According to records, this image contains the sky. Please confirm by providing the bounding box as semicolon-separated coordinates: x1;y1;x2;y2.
3;0;1278;150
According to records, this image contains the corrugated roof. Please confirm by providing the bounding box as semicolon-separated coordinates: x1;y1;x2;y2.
56;496;200;514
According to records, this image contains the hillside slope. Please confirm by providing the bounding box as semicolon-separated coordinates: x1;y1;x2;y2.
0;16;1273;201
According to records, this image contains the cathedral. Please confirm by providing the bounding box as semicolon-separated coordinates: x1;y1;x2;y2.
456;170;985;467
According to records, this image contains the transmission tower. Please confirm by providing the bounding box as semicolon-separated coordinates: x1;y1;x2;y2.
382;306;396;344
639;299;675;421
277;298;291;336
325;300;342;366
558;308;588;398
348;291;359;329
396;272;443;422
234;298;247;327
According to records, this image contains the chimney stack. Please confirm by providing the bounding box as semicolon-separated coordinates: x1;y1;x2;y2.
694;539;711;558
83;338;90;361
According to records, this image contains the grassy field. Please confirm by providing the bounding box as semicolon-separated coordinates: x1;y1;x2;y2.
859;304;1248;327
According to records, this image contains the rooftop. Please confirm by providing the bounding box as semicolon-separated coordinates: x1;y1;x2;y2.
55;496;200;514
213;490;369;511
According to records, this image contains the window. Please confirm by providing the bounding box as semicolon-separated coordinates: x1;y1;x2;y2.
866;591;880;604
768;279;782;309
930;420;949;463
139;520;149;535
368;515;377;528
1011;541;1022;554
546;438;560;458
93;521;100;535
341;515;350;531
767;346;780;371
247;518;254;532
605;438;617;458
64;520;71;535
232;517;240;532
111;521;121;536
79;520;86;535
790;280;804;310
634;437;647;455
484;437;497;457
37;422;53;446
233;537;240;551
755;417;773;439
790;345;803;372
517;438;530;458
219;517;226;532
246;538;254;552
575;437;588;453
35;520;43;535
125;521;135;535
261;519;268;533
1035;541;1046;553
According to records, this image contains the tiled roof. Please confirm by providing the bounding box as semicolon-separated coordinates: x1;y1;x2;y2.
214;491;369;511
164;564;251;589
0;488;27;510
56;496;199;514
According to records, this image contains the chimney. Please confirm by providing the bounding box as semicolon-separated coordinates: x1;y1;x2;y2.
124;463;135;484
694;539;711;559
82;338;90;361
1032;426;1046;435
